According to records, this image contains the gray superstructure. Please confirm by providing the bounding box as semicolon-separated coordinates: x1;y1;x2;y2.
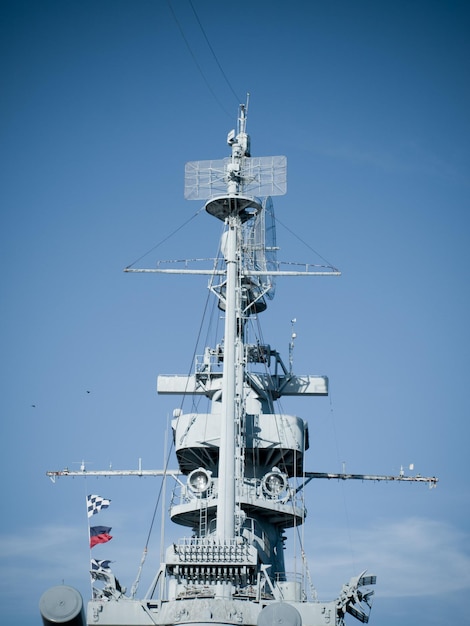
41;104;437;626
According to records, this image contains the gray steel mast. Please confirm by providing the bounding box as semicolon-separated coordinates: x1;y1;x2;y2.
211;104;251;545
42;104;438;626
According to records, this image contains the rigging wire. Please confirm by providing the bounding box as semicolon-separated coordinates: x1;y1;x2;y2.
188;0;241;105
82;477;96;600
130;223;225;558
249;312;319;599
274;214;340;272
130;238;220;591
328;390;357;572
130;458;168;597
125;206;205;269
166;225;228;537
167;1;235;119
181;225;226;416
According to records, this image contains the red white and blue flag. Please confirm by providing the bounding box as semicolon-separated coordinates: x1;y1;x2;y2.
90;526;112;548
87;494;111;518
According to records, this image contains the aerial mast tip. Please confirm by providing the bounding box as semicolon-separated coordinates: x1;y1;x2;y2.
236;100;251;157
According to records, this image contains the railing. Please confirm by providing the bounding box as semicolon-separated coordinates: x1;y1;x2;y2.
170;477;306;511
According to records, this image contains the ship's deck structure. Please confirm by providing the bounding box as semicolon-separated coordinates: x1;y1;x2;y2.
41;104;437;626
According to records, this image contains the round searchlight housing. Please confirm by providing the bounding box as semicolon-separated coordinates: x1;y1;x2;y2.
262;470;288;497
187;468;212;495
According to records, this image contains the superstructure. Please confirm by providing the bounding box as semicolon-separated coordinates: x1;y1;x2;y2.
40;104;437;626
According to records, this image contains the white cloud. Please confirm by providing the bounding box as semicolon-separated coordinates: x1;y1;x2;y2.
1;515;468;624
296;516;470;600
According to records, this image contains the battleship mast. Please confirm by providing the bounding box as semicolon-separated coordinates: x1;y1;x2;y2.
211;103;250;545
41;103;438;626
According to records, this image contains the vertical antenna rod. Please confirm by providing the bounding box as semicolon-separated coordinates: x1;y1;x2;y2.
216;104;250;545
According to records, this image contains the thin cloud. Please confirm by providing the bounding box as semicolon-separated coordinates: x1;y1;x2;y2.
0;524;83;559
298;516;470;599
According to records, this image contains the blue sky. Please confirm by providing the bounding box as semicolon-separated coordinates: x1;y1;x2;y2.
1;1;469;624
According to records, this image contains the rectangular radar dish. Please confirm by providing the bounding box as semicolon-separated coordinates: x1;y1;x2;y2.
184;155;287;200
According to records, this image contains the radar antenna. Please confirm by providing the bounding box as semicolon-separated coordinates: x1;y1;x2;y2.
184;102;286;204
241;196;278;309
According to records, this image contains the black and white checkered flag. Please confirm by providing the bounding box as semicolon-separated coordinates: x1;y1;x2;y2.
87;494;111;518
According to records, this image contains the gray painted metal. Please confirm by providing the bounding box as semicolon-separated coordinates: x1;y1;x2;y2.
39;586;85;626
43;103;437;626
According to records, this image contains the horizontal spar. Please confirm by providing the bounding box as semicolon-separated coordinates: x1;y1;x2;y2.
124;268;341;276
304;471;438;485
46;469;181;482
